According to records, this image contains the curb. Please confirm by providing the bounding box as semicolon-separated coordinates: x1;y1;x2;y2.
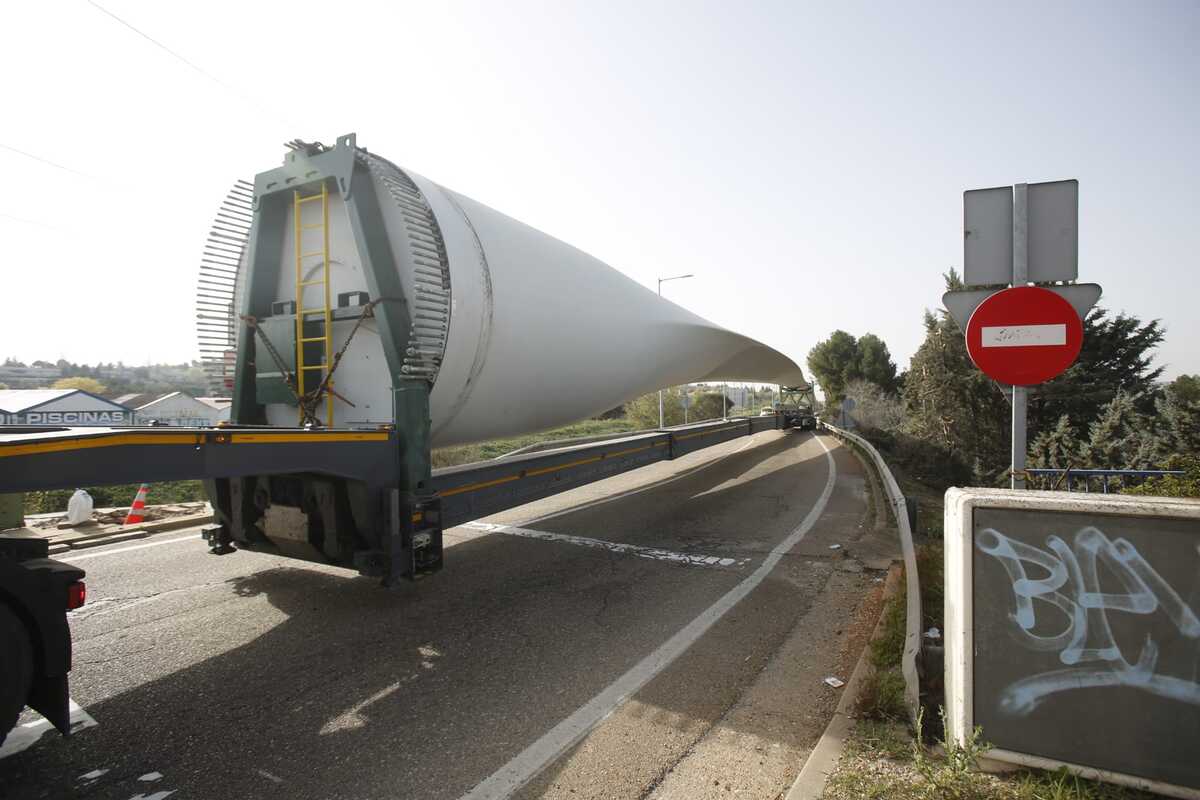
785;563;903;800
44;513;214;554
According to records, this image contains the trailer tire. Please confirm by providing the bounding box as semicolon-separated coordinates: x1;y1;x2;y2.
0;603;34;747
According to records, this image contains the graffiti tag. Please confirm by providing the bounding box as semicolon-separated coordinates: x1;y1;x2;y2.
977;526;1200;715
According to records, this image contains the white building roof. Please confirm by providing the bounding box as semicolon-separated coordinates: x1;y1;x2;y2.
131;392;186;410
0;389;132;413
1;389;78;413
113;392;167;410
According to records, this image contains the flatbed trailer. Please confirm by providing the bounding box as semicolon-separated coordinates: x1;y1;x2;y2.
0;413;788;742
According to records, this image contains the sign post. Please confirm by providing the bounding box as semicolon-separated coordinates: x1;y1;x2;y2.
840;396;856;429
954;179;1095;489
1011;183;1029;489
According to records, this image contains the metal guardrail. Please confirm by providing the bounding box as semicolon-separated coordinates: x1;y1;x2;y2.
432;415;784;528
1025;468;1185;493
819;421;922;725
492;415;743;460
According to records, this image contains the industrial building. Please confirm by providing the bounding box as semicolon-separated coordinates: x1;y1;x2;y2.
0;389;134;425
113;391;228;426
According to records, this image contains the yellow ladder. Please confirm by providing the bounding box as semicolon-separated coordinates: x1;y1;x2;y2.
293;183;334;425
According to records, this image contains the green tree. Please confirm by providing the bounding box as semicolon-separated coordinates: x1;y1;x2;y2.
902;297;1011;481
1079;390;1155;469
1168;374;1200;404
51;376;108;395
1152;377;1200;459
809;331;900;404
1027;309;1164;438
856;334;899;394
1027;415;1083;470
807;330;860;405
688;391;730;422
1124;455;1200;498
625;389;684;428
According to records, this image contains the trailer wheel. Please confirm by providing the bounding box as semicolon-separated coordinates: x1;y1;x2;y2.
0;603;34;747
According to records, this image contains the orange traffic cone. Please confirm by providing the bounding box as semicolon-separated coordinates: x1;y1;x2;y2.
124;484;150;525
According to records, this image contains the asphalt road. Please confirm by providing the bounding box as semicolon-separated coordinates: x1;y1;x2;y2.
0;429;892;800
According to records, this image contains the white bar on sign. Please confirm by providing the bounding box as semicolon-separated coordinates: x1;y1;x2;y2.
981;324;1067;348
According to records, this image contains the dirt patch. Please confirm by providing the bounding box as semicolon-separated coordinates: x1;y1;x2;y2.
25;502;208;530
835;567;890;682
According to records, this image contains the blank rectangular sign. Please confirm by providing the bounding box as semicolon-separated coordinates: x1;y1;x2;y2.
1027;179;1078;283
964;186;1014;287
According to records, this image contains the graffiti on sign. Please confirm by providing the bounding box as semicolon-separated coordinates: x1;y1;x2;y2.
977;525;1200;716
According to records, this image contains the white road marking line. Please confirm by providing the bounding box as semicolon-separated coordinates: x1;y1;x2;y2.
0;699;97;760
981;323;1066;347
458;432;837;800
320;681;406;735
60;534;202;562
464;522;748;569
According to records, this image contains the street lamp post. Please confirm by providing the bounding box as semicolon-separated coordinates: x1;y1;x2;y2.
656;273;694;428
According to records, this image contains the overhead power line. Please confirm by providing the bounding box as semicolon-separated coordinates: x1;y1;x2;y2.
86;0;243;96
0;212;67;232
85;0;299;129
0;143;97;180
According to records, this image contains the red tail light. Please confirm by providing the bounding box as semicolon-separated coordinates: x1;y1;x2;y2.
67;581;86;610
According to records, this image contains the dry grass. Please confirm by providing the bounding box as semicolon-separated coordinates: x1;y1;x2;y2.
824;712;1156;800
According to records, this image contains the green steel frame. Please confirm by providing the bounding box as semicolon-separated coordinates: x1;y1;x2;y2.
225;134;440;584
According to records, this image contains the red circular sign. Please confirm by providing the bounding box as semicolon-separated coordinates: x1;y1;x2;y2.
965;286;1083;386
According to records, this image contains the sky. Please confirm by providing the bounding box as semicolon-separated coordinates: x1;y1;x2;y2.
3;0;1198;382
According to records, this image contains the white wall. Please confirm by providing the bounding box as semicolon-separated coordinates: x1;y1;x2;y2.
134;393;222;426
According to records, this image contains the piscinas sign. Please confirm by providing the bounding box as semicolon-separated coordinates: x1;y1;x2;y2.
0;389;134;426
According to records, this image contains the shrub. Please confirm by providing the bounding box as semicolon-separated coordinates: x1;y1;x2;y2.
862;428;972;492
859;666;908;721
1122;455;1200;498
845;378;906;433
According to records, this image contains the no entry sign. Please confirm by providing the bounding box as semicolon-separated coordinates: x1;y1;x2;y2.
965;286;1083;386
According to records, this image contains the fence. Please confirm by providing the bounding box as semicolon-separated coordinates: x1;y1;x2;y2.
1026;468;1184;493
